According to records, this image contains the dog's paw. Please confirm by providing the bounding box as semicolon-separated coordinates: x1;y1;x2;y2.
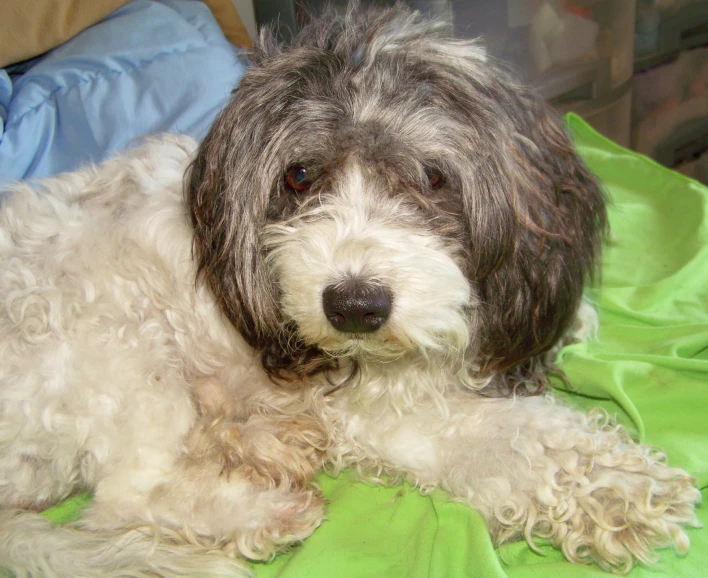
233;487;326;561
517;417;703;574
554;445;701;574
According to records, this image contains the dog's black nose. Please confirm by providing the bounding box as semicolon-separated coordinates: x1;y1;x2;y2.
322;282;392;333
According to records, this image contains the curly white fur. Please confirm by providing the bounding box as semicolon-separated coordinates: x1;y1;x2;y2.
0;6;702;576
0;134;699;578
0;138;321;576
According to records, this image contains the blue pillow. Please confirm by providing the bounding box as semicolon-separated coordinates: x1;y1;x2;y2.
0;0;246;186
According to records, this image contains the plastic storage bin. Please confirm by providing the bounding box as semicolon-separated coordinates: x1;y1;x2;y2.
632;46;708;166
563;82;633;147
443;0;635;102
678;149;708;183
635;0;708;72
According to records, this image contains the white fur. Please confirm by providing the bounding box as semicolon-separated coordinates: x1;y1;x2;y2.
264;162;473;363
0;136;700;577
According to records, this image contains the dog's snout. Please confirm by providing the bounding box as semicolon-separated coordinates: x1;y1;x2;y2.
322;282;392;333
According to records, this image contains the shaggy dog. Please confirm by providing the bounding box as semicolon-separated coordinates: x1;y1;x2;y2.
0;5;700;577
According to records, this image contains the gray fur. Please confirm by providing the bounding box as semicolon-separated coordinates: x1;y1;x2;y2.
187;3;606;393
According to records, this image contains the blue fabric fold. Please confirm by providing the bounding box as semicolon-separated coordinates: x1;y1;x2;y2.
0;0;246;186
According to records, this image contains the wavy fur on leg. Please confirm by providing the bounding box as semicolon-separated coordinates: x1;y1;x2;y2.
321;391;700;575
0;136;326;576
486;403;701;574
0;510;252;578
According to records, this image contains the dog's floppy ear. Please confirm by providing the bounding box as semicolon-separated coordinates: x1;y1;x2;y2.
185;53;282;348
185;29;338;382
474;92;608;394
415;37;607;393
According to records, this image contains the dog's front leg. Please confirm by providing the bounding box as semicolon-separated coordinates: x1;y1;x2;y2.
341;394;700;572
81;413;329;561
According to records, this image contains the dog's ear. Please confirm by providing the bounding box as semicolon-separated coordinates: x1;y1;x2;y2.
415;40;607;393
185;35;338;382
474;92;608;393
185;73;282;349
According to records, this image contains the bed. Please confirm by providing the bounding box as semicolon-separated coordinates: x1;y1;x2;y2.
1;1;706;577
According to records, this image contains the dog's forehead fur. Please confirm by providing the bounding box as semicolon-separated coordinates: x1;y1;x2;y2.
234;9;525;246
243;10;509;176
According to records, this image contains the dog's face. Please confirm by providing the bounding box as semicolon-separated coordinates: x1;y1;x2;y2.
187;6;606;393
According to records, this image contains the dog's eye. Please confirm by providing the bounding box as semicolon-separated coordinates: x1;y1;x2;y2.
424;167;444;190
285;166;312;192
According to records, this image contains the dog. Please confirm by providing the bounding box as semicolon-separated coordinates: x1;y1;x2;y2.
0;5;700;577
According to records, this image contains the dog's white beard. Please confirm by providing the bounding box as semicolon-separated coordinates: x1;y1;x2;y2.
264;163;474;363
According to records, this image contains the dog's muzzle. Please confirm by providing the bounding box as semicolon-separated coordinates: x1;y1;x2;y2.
322;281;392;333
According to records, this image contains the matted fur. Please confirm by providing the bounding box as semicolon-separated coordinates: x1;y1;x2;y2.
0;5;700;577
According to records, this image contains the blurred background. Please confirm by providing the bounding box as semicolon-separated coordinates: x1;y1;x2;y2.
233;0;708;184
